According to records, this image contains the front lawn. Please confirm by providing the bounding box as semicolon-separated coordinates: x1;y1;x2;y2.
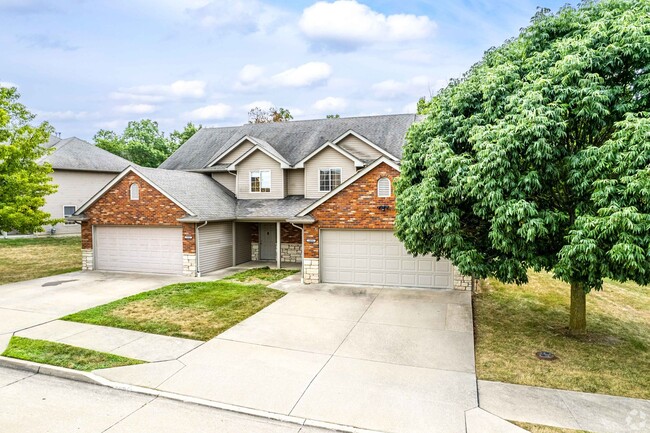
61;268;293;341
474;271;650;399
223;266;298;284
2;336;143;371
0;236;81;285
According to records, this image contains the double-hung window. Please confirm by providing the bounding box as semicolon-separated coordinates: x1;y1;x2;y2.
63;205;76;225
319;167;342;192
250;170;271;193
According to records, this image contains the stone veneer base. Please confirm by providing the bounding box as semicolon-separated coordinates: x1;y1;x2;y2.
183;253;197;277
81;249;94;271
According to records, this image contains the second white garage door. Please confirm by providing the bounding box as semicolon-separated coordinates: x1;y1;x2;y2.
94;226;183;275
320;230;453;289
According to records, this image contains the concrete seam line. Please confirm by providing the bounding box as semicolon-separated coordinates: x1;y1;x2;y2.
0;356;378;433
556;389;585;430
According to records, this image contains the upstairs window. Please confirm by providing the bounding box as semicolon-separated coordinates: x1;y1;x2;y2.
63;205;76;225
377;177;391;197
129;183;140;200
319;168;342;192
250;170;271;193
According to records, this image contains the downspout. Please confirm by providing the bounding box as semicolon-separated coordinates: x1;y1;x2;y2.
290;222;304;284
195;221;208;277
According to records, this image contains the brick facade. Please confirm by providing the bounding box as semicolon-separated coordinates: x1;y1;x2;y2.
80;172;196;275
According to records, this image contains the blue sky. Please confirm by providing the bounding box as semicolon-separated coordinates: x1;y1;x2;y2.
0;0;571;140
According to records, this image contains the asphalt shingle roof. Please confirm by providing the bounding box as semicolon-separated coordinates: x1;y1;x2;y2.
160;114;422;170
136;167;236;220
41;137;132;172
236;196;317;220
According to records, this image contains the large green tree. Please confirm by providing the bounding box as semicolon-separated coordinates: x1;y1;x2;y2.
0;86;59;233
248;107;293;123
395;0;650;335
170;122;201;148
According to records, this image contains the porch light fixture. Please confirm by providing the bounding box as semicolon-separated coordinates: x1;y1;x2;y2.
535;351;557;361
377;205;390;211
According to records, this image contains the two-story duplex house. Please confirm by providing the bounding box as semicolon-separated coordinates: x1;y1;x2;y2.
70;114;472;291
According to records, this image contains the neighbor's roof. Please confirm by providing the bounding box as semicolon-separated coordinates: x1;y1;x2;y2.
236;196;317;220
136;167;236;220
160;114;423;171
40;136;132;172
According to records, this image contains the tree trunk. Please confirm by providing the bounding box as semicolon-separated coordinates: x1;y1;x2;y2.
569;281;586;335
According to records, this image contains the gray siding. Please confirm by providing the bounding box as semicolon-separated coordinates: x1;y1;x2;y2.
218;140;255;164
198;222;233;274
235;222;252;265
236;150;284;199
211;172;236;194
304;147;356;199
43;170;118;234
336;134;384;160
286;169;305;196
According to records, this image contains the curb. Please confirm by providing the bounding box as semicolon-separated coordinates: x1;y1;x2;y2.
0;356;385;433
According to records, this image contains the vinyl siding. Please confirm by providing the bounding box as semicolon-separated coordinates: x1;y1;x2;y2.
286;169;305;196
236;150;284;199
217;140;255;164
211;172;236;194
43;170;118;234
235;222;252;264
304;147;356;199
198;222;233;274
336;134;384;161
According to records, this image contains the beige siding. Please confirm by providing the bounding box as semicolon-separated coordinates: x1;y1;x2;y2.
304;147;356;199
235;222;252;264
43;170;118;234
211;172;236;194
336;134;384;161
236;150;284;199
198;222;233;274
217;140;255;164
286;169;305;196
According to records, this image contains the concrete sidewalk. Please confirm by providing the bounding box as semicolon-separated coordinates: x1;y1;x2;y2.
479;380;650;433
14;320;203;362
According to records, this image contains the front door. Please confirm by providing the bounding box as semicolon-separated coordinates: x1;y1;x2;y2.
259;223;277;260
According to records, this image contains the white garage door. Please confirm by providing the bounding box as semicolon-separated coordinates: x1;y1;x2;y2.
320;230;453;289
94;226;183;275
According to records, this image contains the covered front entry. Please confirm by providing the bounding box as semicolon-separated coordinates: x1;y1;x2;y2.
320;229;454;289
94;226;183;275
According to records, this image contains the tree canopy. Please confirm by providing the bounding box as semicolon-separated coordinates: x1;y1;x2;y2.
248;107;293;123
94;120;200;168
0;86;58;233
395;0;650;334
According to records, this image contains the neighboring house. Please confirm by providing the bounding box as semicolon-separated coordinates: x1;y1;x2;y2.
71;114;472;290
40;136;131;235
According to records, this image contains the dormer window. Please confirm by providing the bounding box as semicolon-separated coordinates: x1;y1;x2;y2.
129;183;140;200
377;177;391;197
319;168;342;192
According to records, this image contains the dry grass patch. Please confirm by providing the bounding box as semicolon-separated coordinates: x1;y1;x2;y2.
474;271;650;399
0;236;81;285
512;422;589;433
62;277;286;341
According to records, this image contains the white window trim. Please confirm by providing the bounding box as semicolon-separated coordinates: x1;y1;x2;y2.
249;170;272;193
129;183;140;200
63;205;76;225
377;177;392;197
319;167;342;193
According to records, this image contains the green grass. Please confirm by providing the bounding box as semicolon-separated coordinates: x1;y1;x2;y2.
0;236;81;285
1;336;143;371
61;269;288;341
223;266;299;284
474;271;650;399
512;422;589;433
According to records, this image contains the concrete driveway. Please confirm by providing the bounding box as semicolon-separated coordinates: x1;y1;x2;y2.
154;279;477;433
0;271;195;336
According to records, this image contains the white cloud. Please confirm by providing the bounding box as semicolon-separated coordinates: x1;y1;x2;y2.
299;1;436;50
372;75;436;99
401;101;418;113
185;103;232;120
36;110;95;121
110;80;206;102
191;0;285;34
236;65;265;89
0;81;18;88
244;100;274;110
312;96;347;112
116;104;156;114
271;62;332;87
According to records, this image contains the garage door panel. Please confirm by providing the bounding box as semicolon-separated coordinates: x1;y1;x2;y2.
321;229;453;289
95;226;183;275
